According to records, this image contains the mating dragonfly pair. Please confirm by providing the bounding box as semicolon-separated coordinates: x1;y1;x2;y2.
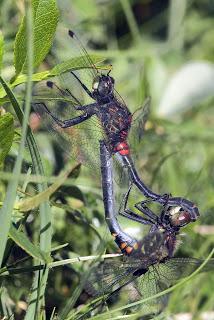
32;30;199;254
31;30;204;313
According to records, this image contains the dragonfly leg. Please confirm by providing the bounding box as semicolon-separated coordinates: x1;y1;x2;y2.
70;71;94;99
118;183;133;214
119;209;154;226
118;184;156;225
46;80;100;111
135;201;159;221
46;80;82;105
34;102;93;128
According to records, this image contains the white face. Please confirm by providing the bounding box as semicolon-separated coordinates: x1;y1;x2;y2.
168;206;190;227
169;206;182;216
92;80;99;90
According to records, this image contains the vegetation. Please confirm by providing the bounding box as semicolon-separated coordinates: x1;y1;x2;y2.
0;0;213;319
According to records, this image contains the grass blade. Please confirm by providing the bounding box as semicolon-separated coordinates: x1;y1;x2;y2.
0;73;31;265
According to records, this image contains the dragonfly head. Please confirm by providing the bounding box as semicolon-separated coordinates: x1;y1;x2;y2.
158;206;191;238
92;74;115;99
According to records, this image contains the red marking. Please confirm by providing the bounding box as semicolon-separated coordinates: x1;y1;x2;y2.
114;141;130;156
120;149;129;156
120;130;128;139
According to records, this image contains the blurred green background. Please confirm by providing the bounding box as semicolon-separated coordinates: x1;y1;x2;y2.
0;0;214;319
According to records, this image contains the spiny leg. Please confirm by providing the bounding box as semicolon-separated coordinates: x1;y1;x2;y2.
119;208;154;226
70;71;93;98
33;102;93;128
118;182;161;225
118;182;133;214
135;200;159;222
46;80;82;105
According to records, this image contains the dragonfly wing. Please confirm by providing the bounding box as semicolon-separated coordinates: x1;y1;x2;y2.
134;256;214;314
52;28;107;93
32;79;106;169
85;257;143;297
86;231;167;297
157;257;214;280
128;97;151;156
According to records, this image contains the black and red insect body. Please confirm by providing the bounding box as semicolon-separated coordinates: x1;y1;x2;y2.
84;214;213;318
91;74;133;157
32;30;200;254
100;141;195;255
121;202;192;257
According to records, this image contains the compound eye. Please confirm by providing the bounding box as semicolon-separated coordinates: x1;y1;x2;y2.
177;211;191;227
169;207;191;227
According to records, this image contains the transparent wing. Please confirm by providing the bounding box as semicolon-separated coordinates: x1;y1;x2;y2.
32;78;105;169
132;266;168;314
134;257;214;306
128;96;151;155
31;29;122;170
155;257;214;281
53;28;98;89
85;231;166;297
113;88;129;110
86;235;213;306
53;28;110;102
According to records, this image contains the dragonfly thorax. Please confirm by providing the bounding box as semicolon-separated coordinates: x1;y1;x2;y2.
92;74;115;100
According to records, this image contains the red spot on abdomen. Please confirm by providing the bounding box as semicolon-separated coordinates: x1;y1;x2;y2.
120;130;128;139
114;141;130;156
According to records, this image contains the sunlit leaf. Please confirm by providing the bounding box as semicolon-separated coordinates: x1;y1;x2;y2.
0;113;14;166
14;0;59;75
0;31;4;71
0;56;106;99
18;163;80;212
9;225;51;262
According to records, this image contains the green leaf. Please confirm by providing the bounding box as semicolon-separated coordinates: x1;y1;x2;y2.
0;113;14;166
18;163;80;212
9;225;51;263
0;31;4;71
14;0;59;75
0;56;107;99
0;76;29;266
49;55;105;76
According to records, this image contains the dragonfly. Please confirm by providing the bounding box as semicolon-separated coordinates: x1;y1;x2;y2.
100;139;198;254
83;207;213;318
32;29;200;252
